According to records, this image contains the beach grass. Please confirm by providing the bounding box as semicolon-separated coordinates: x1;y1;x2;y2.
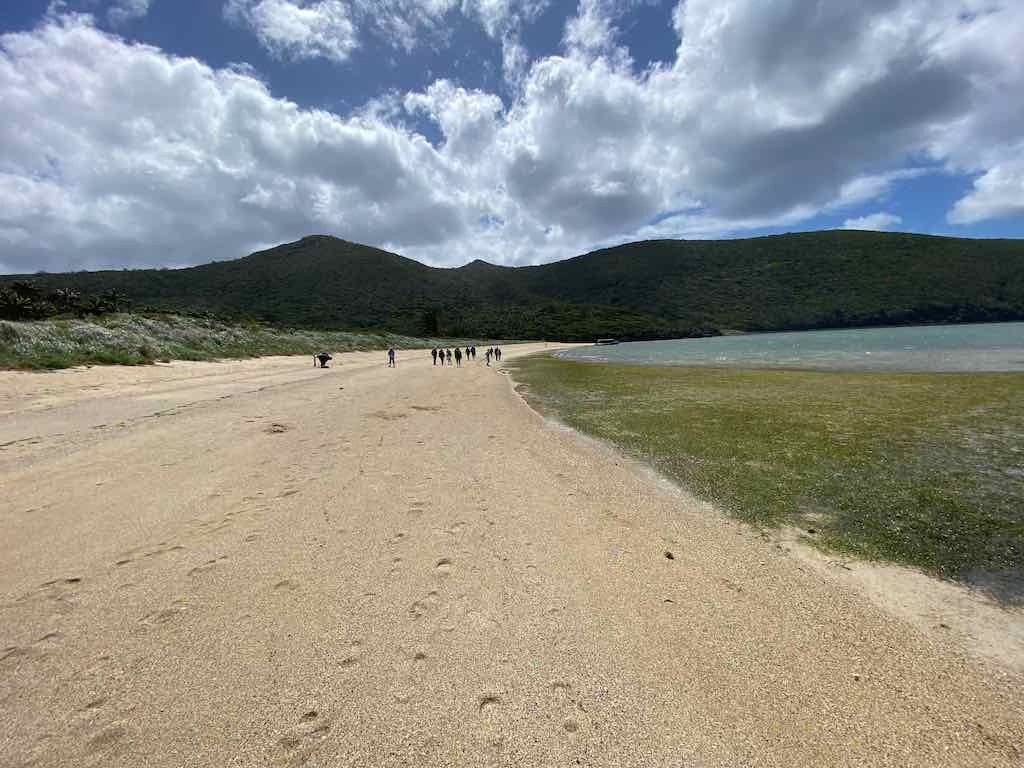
509;356;1024;598
0;313;460;370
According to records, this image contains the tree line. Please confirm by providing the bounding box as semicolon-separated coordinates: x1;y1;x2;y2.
0;280;130;320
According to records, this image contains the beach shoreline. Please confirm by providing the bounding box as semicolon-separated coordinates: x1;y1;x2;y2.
2;345;1022;766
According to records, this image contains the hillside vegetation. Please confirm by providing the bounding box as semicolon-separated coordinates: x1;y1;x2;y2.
4;231;1024;339
0;314;453;370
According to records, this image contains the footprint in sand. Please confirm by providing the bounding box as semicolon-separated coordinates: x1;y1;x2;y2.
18;577;83;615
188;555;228;577
478;694;504;720
339;639;362;668
548;680;588;737
409;590;442;620
139;599;188;626
435;558;453;577
143;544;186;560
275;710;331;767
274;579;300;591
85;723;131;757
1;631;63;665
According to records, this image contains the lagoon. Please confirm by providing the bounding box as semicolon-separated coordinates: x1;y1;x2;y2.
557;322;1024;372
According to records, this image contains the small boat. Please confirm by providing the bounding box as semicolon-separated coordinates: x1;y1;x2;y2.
595;338;619;346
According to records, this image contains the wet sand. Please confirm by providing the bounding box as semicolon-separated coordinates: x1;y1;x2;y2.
1;344;1022;767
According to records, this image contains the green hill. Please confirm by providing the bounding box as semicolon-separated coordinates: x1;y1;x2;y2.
5;231;1024;339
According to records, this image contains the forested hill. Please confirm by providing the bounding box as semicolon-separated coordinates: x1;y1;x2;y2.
5;230;1024;340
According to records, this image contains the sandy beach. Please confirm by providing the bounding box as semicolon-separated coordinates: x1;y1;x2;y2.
1;343;1022;767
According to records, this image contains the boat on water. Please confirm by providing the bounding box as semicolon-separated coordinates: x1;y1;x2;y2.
595;338;619;346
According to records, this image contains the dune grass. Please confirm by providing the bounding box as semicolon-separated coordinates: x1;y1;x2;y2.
509;356;1024;598
0;313;458;370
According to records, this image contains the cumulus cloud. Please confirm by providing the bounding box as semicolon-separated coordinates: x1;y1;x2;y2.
223;0;358;63
1;2;1023;273
224;0;545;76
107;0;151;25
564;0;616;53
0;14;465;272
948;152;1024;224
843;212;903;231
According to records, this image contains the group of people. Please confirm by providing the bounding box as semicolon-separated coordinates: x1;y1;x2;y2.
317;345;502;370
431;345;502;367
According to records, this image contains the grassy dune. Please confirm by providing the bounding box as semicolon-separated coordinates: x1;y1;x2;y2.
0;313;454;370
509;356;1024;599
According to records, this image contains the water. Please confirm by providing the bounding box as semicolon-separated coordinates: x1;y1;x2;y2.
556;322;1024;372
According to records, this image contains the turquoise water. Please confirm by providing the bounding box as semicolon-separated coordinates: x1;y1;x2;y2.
557;322;1024;372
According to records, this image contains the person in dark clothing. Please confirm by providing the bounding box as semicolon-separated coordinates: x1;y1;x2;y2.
454;347;463;367
315;352;332;368
485;348;492;366
495;346;501;361
445;348;453;365
431;348;438;365
470;346;476;360
387;348;396;367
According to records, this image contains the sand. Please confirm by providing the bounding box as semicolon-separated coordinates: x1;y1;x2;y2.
1;344;1022;767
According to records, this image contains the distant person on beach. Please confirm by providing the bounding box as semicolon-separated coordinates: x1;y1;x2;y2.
387;348;396;367
454;347;462;367
494;346;501;362
470;346;476;360
431;348;438;365
485;348;492;366
446;348;453;366
315;352;332;368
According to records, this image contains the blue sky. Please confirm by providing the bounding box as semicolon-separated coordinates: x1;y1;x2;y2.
0;0;1022;273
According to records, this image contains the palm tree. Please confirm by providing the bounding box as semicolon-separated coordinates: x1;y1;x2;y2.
9;280;42;301
100;288;129;313
0;288;33;320
51;288;81;313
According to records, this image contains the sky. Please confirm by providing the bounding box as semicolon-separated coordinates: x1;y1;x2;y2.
1;0;1022;273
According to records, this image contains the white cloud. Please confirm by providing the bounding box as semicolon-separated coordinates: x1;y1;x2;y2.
842;212;904;231
2;2;1024;274
107;0;151;25
223;0;358;63
948;151;1024;224
564;0;615;53
828;169;929;211
224;0;544;76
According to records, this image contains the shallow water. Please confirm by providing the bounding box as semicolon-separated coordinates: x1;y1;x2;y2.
557;322;1024;372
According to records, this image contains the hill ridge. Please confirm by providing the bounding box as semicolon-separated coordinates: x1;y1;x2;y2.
3;230;1023;340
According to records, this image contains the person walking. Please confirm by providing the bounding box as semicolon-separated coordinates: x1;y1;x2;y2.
454;347;462;367
431;348;438;365
485;348;492;366
445;348;453;366
495;346;502;362
387;348;396;368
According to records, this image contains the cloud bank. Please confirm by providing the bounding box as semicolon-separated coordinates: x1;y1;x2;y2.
1;1;1022;273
